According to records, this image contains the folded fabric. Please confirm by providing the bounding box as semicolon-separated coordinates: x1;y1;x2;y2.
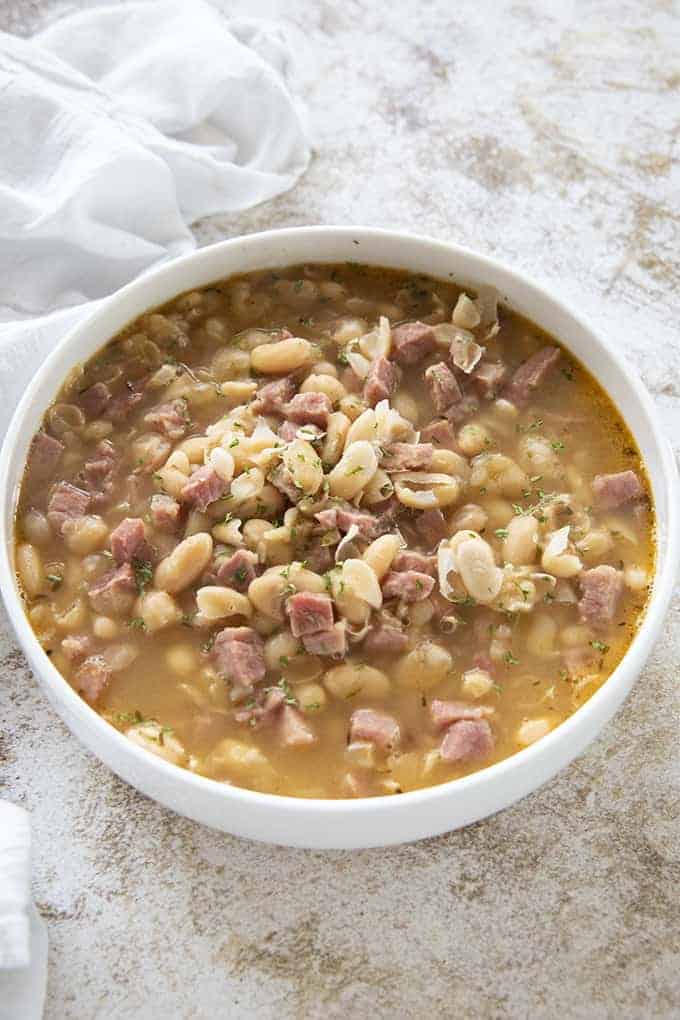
0;0;310;433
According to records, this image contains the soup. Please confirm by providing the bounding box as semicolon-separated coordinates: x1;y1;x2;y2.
14;263;655;798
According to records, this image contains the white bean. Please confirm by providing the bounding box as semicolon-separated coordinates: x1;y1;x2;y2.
327;441;378;500
154;532;213;594
250;337;312;374
502;516;538;565
196;586;252;621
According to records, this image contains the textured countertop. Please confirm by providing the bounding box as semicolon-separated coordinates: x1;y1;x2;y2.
2;1;680;1017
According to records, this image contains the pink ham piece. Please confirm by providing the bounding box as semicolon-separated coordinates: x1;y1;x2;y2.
80;440;116;496
362;623;409;656
302;621;347;658
286;591;334;638
440;719;494;762
214;549;259;593
61;634;93;664
28;432;64;480
212;626;266;700
149;493;181;531
578;565;624;628
420;419;458;450
110;518;148;564
430;700;493;729
382;570;435;602
392;321;437;365
47;482;90;535
78;381;111;417
364;356;399;406
472;361;506;399
108;385;144;422
143;399;189;439
504;346;560;407
425;362;462;414
278;420;300;443
592;470;643;509
284;391;332;427
88;563;137;615
393;551;437;576
418;508;448;549
279;705;317;748
180;466;227;511
252;376;296;415
268;463;301;503
349;708;400;750
235;687;285;727
75;655;112;705
381;442;433;471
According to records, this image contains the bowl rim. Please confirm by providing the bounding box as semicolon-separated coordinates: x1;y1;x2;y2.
1;224;678;825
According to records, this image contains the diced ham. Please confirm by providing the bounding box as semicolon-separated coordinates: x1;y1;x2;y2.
180;466;227;511
144;399;189;439
393;551;436;576
286;591;334;637
88;563;137;615
303;542;335;574
107;384;144;422
444;394;479;424
336;507;380;539
349;708;400;750
47;482;90;535
425;362;462;414
235;687;285;727
28;432;64;480
214;549;259;592
430;700;492;729
78;382;111;417
504;346;560;407
472;360;506;399
61;634;93;664
440;719;494;762
302;621;347;658
364;356;399;406
279;705;317;748
420;419;458;450
149;493;181;531
418;508;448;548
562;646;598;679
381;442;433;471
110;518;148;564
362;622;409;656
269;463;302;503
252;376;297;415
278;420;300;442
74;655;113;705
212;626;266;700
392;321;437;365
315;507;338;530
382;570;435;602
472;651;495;675
80;440;116;496
284;392;332;427
578;565;624;628
592;470;643;509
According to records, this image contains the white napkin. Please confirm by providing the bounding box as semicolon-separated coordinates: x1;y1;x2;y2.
0;804;48;1020
0;0;310;432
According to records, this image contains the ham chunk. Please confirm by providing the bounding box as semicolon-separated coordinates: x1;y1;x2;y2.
444;394;479;424
149;493;181;531
269;463;301;503
88;563;137;615
81;440;116;496
235;687;285;727
286;591;334;637
278;420;301;442
252;376;296;415
75;655;112;705
425;362;462;414
212;626;266;700
382;570;434;602
504;346;560;407
110;517;148;564
392;321;437;365
284;392;332;427
144;399;189;439
108;385;144;422
420;419;458;450
349;709;400;750
393;551;437;576
28;432;64;480
362;623;409;656
180;466;227;511
592;470;643;509
440;719;494;762
79;381;111;417
381;442;433;471
61;634;93;664
47;482;90;534
302;621;347;658
472;360;506;399
578;565;624;627
279;705;317;748
418;508;448;548
364;356;399;406
430;700;492;729
214;549;259;593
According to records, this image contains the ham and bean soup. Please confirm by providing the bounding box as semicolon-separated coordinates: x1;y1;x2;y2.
14;264;655;798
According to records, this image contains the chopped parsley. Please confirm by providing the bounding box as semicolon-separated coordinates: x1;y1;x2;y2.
128;617;147;631
503;651;519;666
590;639;609;653
551;441;565;452
132;558;153;594
494;528;509;539
46;573;63;590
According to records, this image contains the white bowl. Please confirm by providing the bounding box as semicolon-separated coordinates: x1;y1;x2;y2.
1;227;677;848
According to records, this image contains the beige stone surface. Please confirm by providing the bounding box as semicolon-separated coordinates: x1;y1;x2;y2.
2;1;679;1017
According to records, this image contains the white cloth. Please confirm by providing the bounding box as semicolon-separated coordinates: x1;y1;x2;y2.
0;804;48;1020
0;0;310;432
